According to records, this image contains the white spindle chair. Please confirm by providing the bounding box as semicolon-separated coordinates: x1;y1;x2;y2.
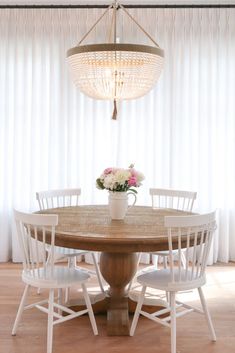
12;210;98;353
150;188;197;211
130;211;217;353
36;189;105;299
150;188;197;268
127;188;197;293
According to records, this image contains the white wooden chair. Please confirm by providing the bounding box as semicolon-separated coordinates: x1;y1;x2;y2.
130;212;217;353
36;188;105;299
150;188;197;212
127;188;197;293
149;188;197;268
12;210;98;353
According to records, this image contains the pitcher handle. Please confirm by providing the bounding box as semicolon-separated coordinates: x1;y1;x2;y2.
127;191;137;209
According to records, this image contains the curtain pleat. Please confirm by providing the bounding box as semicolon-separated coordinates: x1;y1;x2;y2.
0;8;235;263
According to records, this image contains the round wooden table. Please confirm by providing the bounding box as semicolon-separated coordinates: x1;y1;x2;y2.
40;205;190;336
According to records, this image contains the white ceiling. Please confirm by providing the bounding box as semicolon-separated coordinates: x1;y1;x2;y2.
1;0;235;5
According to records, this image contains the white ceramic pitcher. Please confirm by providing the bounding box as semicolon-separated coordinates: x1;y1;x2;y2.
108;191;137;220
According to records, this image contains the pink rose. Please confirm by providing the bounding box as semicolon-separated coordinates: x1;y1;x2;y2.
128;176;137;186
103;168;113;175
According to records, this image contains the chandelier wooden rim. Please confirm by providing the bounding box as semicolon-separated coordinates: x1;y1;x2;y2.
67;43;164;58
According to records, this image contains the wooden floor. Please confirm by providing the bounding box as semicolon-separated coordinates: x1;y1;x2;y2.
0;262;235;353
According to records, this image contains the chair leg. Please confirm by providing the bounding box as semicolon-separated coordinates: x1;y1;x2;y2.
12;284;30;335
165;291;170;303
152;253;159;268
163;256;168;269
180;251;186;269
47;289;55;353
65;257;76;303
162;256;170;301
91;252;105;293
81;283;98;335
198;287;216;341
170;292;176;353
38;251;52;295
57;288;62;315
69;256;77;268
130;285;147;336
64;287;70;303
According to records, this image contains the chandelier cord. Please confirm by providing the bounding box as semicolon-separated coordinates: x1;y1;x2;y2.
119;4;160;48
77;2;160;48
108;2;118;43
113;2;117;44
108;8;115;42
78;3;113;45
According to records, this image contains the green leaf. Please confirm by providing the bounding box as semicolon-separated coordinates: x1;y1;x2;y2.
129;188;138;194
96;178;105;189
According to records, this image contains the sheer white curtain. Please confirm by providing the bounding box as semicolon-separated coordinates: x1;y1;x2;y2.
0;8;235;263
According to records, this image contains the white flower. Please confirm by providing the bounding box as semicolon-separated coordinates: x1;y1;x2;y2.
96;166;144;192
103;174;116;190
114;169;131;185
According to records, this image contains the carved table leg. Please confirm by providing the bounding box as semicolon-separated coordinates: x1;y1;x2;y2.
99;252;137;336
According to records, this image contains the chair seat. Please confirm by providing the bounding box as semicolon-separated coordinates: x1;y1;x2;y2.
22;266;90;289
137;269;206;292
151;249;179;256
46;245;89;258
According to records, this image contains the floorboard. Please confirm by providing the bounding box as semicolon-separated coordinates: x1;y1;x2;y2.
0;262;234;353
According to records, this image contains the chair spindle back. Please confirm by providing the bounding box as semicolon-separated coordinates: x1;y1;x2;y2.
14;210;58;276
150;188;197;212
164;211;216;284
36;188;81;210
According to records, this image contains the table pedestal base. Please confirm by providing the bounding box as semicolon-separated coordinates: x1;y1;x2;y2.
100;252;137;336
106;296;129;335
68;252;168;336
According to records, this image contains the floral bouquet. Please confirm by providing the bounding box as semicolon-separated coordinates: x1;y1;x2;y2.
96;164;145;193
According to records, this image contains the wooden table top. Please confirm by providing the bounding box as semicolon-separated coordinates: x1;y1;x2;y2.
39;205;192;253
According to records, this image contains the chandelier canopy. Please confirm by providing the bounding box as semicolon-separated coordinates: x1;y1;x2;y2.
67;1;164;119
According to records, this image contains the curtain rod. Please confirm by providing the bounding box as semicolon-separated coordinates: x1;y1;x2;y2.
0;4;235;9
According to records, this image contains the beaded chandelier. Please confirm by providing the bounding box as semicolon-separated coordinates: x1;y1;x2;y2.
67;1;164;119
